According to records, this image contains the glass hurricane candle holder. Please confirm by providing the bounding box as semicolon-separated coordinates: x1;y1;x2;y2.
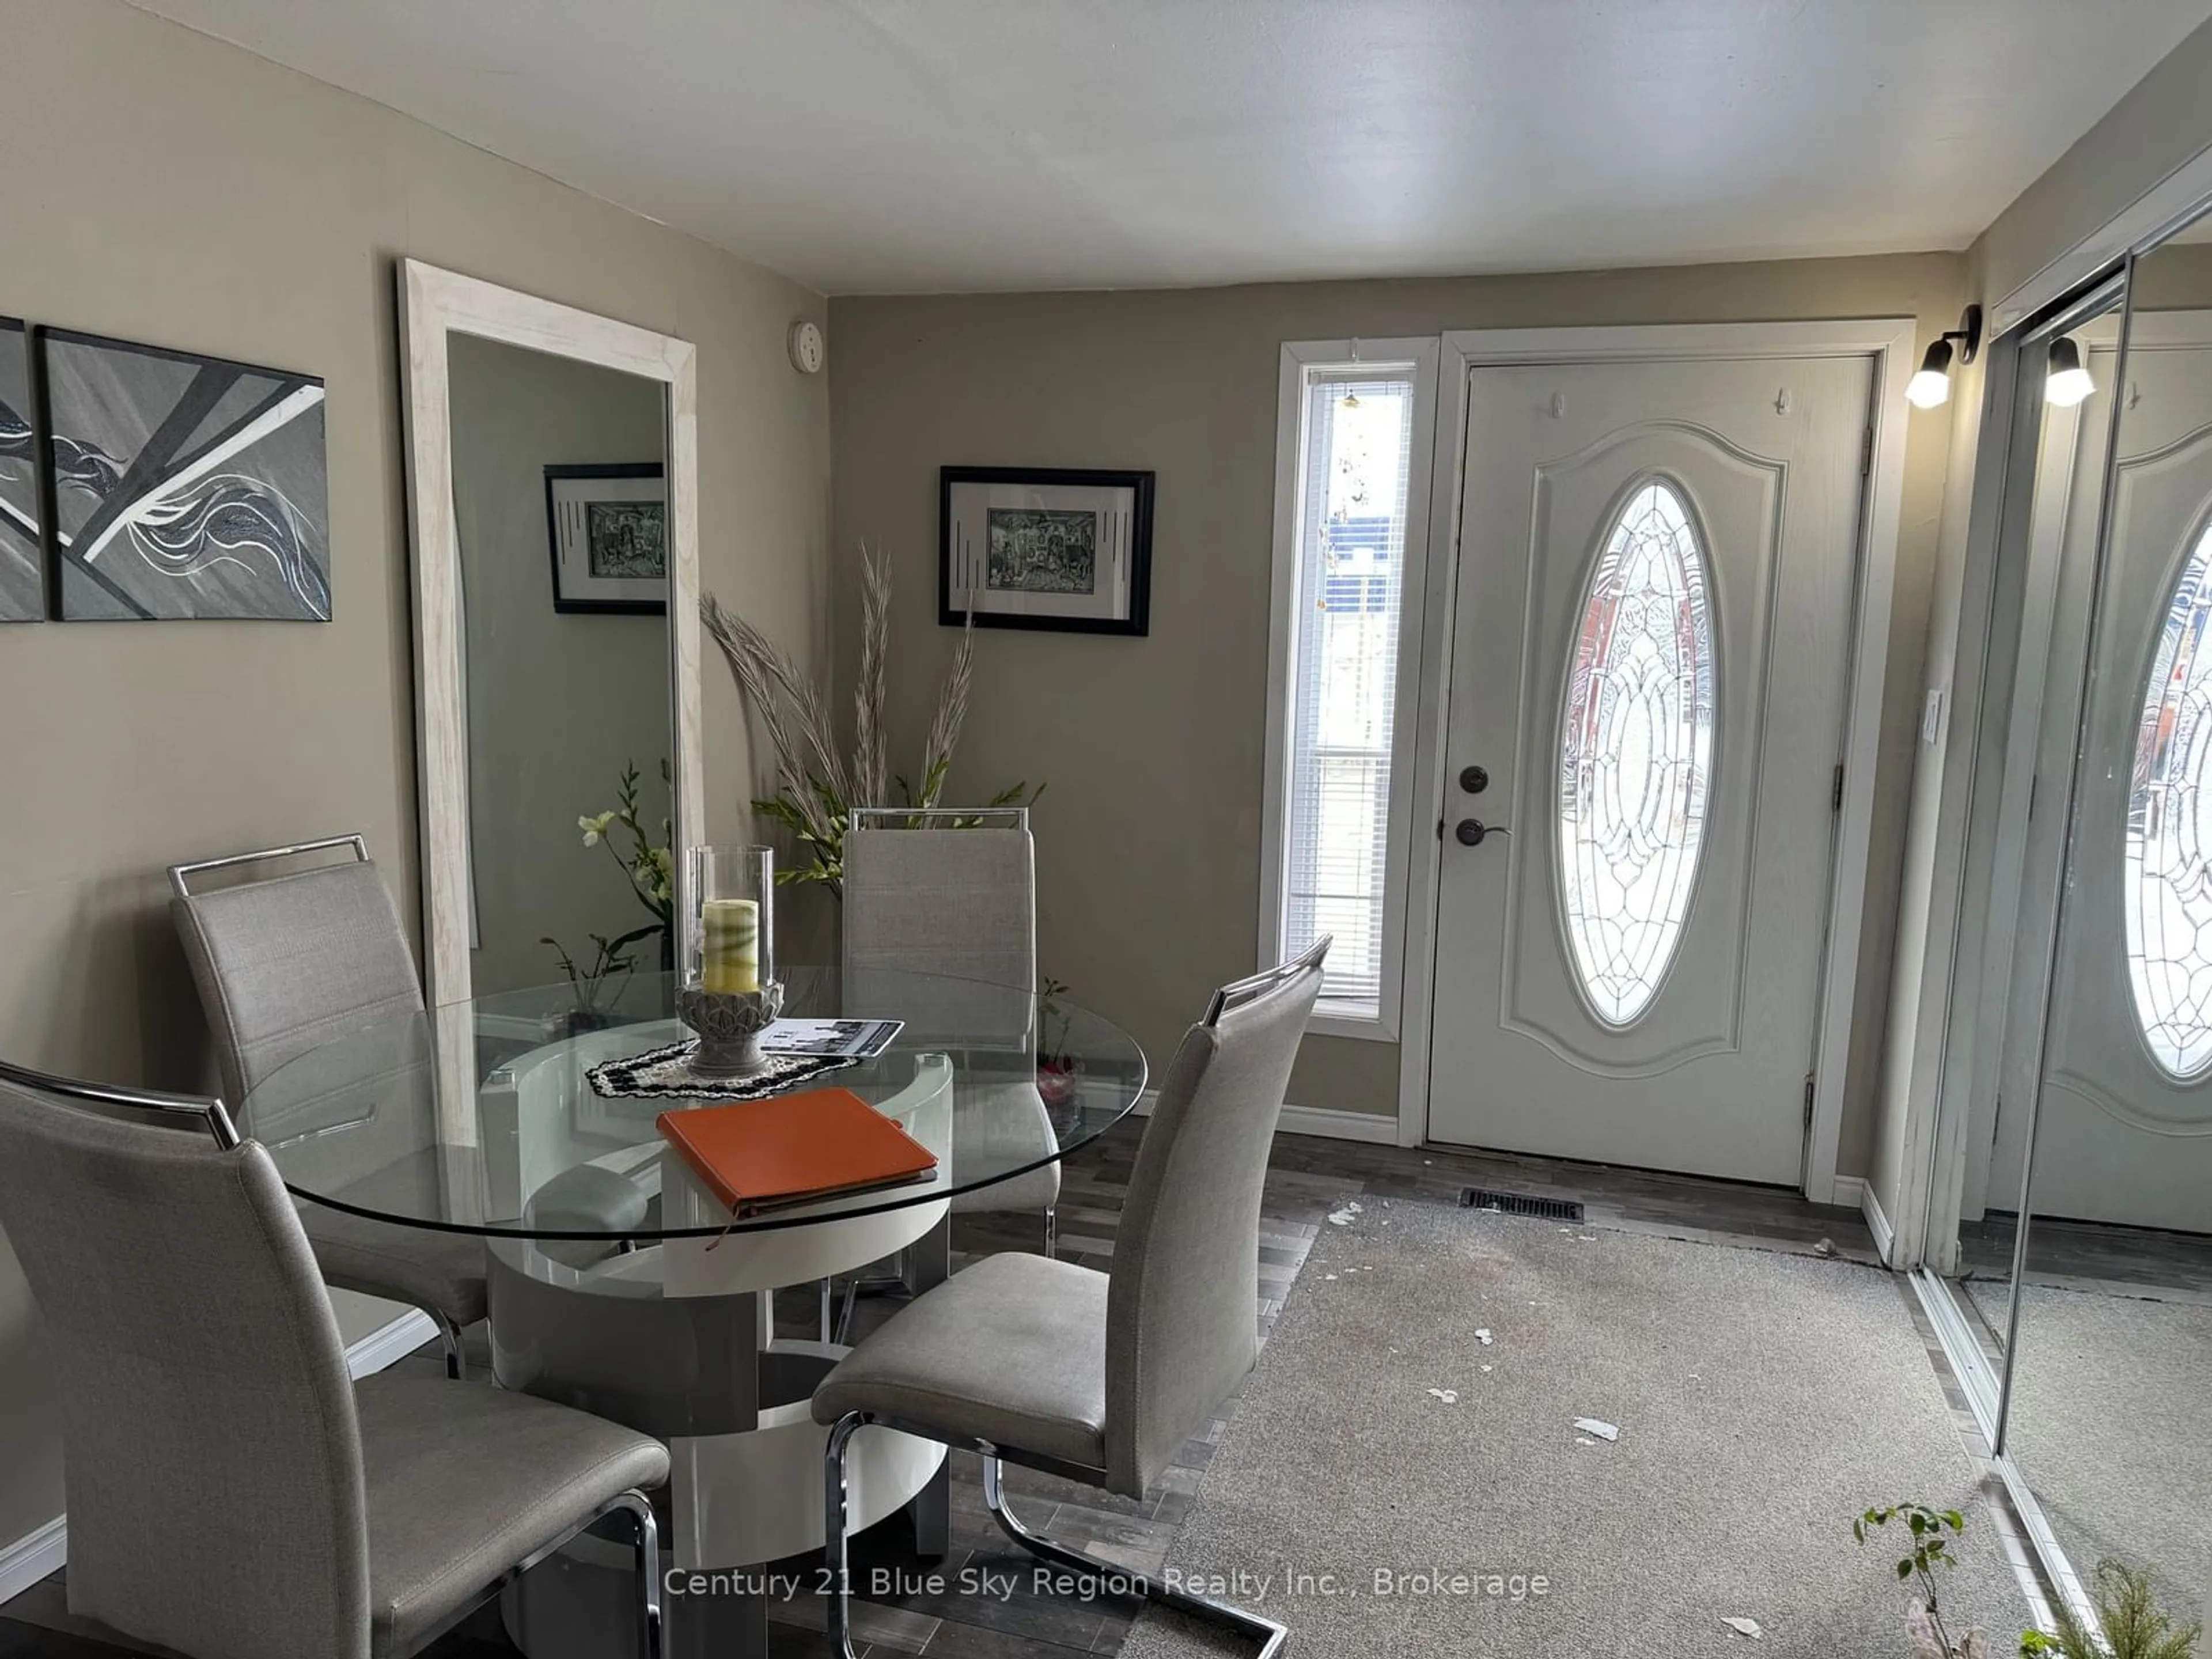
687;844;773;993
679;844;780;1074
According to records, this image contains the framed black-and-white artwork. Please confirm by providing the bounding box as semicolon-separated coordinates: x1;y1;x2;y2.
545;461;667;615
939;465;1153;635
38;329;329;621
0;319;41;622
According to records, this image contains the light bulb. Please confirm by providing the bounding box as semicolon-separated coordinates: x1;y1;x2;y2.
2046;337;2094;407
1906;338;1955;410
1906;369;1952;409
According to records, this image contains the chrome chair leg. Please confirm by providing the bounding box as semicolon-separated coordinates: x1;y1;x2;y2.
819;1277;835;1345
832;1246;912;1345
431;1310;467;1381
605;1490;662;1659
981;1455;1286;1658
823;1411;868;1659
1043;1205;1058;1260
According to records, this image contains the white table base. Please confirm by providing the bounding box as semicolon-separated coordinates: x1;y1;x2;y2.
487;1056;958;1658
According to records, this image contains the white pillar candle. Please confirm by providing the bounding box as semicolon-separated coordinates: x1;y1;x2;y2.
701;897;760;994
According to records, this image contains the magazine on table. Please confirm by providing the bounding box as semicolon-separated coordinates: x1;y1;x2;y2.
757;1018;903;1060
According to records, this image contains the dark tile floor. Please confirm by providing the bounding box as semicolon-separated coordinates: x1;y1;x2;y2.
0;1124;1877;1658
1959;1209;2212;1301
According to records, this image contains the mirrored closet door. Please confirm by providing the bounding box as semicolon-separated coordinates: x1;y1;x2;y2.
1930;280;2126;1381
1925;209;2212;1636
2001;222;2212;1630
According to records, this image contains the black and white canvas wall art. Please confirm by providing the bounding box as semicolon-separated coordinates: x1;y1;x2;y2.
545;462;668;614
0;319;41;621
37;329;329;621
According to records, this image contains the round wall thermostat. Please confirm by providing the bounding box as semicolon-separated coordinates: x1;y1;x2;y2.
787;320;825;375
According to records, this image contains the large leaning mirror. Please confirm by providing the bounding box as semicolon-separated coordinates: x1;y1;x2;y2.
2001;217;2212;1632
398;261;703;1008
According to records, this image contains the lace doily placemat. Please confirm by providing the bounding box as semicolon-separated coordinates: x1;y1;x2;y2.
586;1039;861;1102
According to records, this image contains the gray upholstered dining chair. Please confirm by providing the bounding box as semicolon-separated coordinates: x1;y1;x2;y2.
813;937;1328;1659
0;1058;669;1659
168;835;487;1375
842;806;1061;1250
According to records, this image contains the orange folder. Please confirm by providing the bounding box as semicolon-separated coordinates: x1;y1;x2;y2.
656;1087;938;1216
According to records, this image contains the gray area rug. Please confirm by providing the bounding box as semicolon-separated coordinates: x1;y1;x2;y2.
2005;1285;2212;1624
1960;1272;2016;1351
1124;1200;2027;1657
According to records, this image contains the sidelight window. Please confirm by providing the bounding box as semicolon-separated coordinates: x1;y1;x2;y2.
1263;342;1439;1033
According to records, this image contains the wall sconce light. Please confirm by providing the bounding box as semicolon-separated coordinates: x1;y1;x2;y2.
1906;305;1984;409
2044;336;2095;407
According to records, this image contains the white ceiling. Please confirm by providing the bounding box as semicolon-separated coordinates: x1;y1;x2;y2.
131;0;2212;296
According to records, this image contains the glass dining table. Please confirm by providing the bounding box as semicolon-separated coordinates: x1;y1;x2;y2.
237;965;1147;1659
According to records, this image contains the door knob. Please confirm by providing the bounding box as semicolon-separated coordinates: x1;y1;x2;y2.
1455;819;1509;847
1459;765;1490;794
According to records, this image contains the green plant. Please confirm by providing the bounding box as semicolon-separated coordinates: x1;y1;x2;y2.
2021;1560;2202;1659
541;929;654;1013
704;549;1042;894
1858;1502;1979;1658
579;759;675;929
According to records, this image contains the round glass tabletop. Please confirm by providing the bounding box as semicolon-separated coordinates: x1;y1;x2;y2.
238;967;1146;1240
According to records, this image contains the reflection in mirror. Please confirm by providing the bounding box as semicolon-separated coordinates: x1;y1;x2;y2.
2005;219;2212;1633
446;335;673;999
1930;284;2126;1379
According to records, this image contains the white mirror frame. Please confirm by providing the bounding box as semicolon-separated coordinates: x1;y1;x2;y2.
397;259;703;1007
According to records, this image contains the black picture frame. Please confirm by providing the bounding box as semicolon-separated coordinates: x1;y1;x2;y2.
938;464;1153;636
544;461;668;616
0;317;43;623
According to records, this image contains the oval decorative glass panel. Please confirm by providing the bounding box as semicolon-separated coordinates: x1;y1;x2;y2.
1557;480;1717;1026
2125;519;2212;1079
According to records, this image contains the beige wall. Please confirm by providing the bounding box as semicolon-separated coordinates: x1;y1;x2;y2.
0;0;828;1550
449;335;674;996
830;253;1968;1172
1977;15;2212;317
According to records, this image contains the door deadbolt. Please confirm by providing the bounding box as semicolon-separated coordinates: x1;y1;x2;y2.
1455;818;1508;847
1459;764;1489;794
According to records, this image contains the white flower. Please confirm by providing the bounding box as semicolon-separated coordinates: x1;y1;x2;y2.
579;812;614;847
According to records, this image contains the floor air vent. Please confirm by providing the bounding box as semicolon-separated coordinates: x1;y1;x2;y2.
1459;1187;1584;1222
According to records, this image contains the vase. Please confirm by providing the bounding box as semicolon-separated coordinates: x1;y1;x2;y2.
1038;1060;1081;1132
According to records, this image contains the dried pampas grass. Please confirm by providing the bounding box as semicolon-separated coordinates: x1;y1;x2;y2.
703;545;1001;892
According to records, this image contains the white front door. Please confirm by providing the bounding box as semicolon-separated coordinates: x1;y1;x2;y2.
1998;324;2212;1233
1428;354;1873;1184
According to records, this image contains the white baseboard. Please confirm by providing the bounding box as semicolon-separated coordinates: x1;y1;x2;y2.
1130;1091;1399;1145
1277;1103;1401;1143
344;1308;440;1380
1830;1174;1865;1209
0;1308;439;1596
1857;1178;1896;1266
0;1514;66;1605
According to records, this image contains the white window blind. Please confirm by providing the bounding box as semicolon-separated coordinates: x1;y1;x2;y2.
1280;369;1416;1016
